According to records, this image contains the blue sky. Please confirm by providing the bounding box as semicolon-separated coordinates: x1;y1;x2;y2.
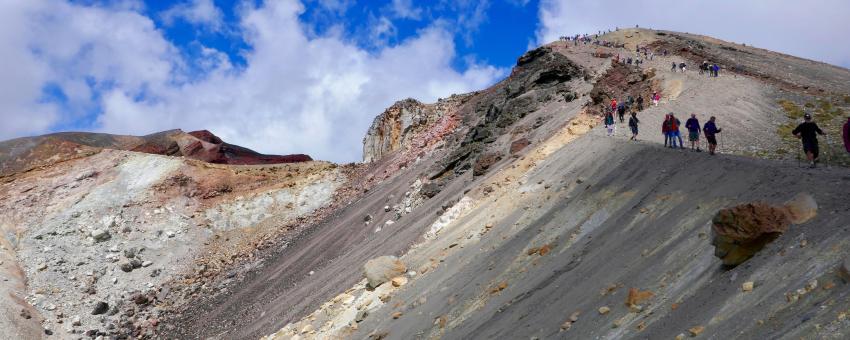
2;0;849;162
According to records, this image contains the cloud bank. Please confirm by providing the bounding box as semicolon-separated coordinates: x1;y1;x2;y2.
0;0;505;162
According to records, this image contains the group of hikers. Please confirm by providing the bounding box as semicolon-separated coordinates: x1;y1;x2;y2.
604;101;725;155
566;27;850;166
604;99;850;165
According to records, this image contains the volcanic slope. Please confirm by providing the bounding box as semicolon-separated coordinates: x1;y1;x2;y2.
161;29;850;340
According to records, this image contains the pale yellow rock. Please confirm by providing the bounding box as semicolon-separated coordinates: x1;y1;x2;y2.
391;276;408;287
742;281;754;292
598;306;610;315
299;324;314;334
675;333;685;340
688;325;705;336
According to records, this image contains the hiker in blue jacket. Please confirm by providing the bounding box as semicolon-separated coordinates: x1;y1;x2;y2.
685;114;702;151
703;116;722;155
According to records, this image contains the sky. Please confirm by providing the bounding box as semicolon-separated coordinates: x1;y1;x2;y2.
2;0;848;162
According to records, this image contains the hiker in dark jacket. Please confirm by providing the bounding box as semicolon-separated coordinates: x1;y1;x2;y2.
662;114;671;147
617;103;626;123
636;96;644;111
629;112;640;140
703;116;722;155
685;114;701;151
604;111;616;136
792;113;826;168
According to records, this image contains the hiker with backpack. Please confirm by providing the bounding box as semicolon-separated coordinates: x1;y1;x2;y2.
652;92;661;106
604;110;616;136
685;114;702;151
636;95;644;111
669;113;684;149
629;111;640;140
703;116;722;155
792;113;826;168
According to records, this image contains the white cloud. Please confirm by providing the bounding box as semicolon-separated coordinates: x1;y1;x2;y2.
537;0;850;68
0;0;177;138
390;0;423;20
0;0;506;162
161;0;224;30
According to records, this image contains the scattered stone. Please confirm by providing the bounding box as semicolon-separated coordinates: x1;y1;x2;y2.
355;310;369;323
490;281;508;294
20;309;32;319
384;206;391;212
130;259;143;269
509;138;531;155
560;320;572;331
124;248;136;259
688;326;705;337
141;261;153;268
390;276;408;287
598;306;610;315
91;302;109;315
364;214;373;222
91;229;111;242
36;263;48;271
626;288;654;308
119;263;133;273
364;256;407;288
675;334;686;340
392;311;403;319
742;281;754;292
569;311;580;322
805;280;818;292
71;316;81;326
299;324;314;334
385;220;395;226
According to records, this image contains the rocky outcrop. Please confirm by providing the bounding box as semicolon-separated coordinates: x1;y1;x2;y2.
0;130;312;177
711;193;817;266
362;95;473;163
133;130;313;165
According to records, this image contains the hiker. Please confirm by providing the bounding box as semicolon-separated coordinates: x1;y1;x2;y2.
703;116;722;155
679;62;687;72
844;117;850;155
636;95;644;111
629;111;640;140
671;62;677;72
685;113;702;151
652;92;661;106
713;64;720;77
669;113;684;148
604;110;616;136
627;95;634;109
617;102;626;123
662;114;671;147
792;113;826;168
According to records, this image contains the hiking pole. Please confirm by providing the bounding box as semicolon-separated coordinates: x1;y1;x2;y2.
825;134;832;168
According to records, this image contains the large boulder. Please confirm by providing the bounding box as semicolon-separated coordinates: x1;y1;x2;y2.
364;256;407;289
711;194;817;266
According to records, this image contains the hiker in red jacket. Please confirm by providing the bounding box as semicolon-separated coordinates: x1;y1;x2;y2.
843;117;850;155
662;114;671;147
